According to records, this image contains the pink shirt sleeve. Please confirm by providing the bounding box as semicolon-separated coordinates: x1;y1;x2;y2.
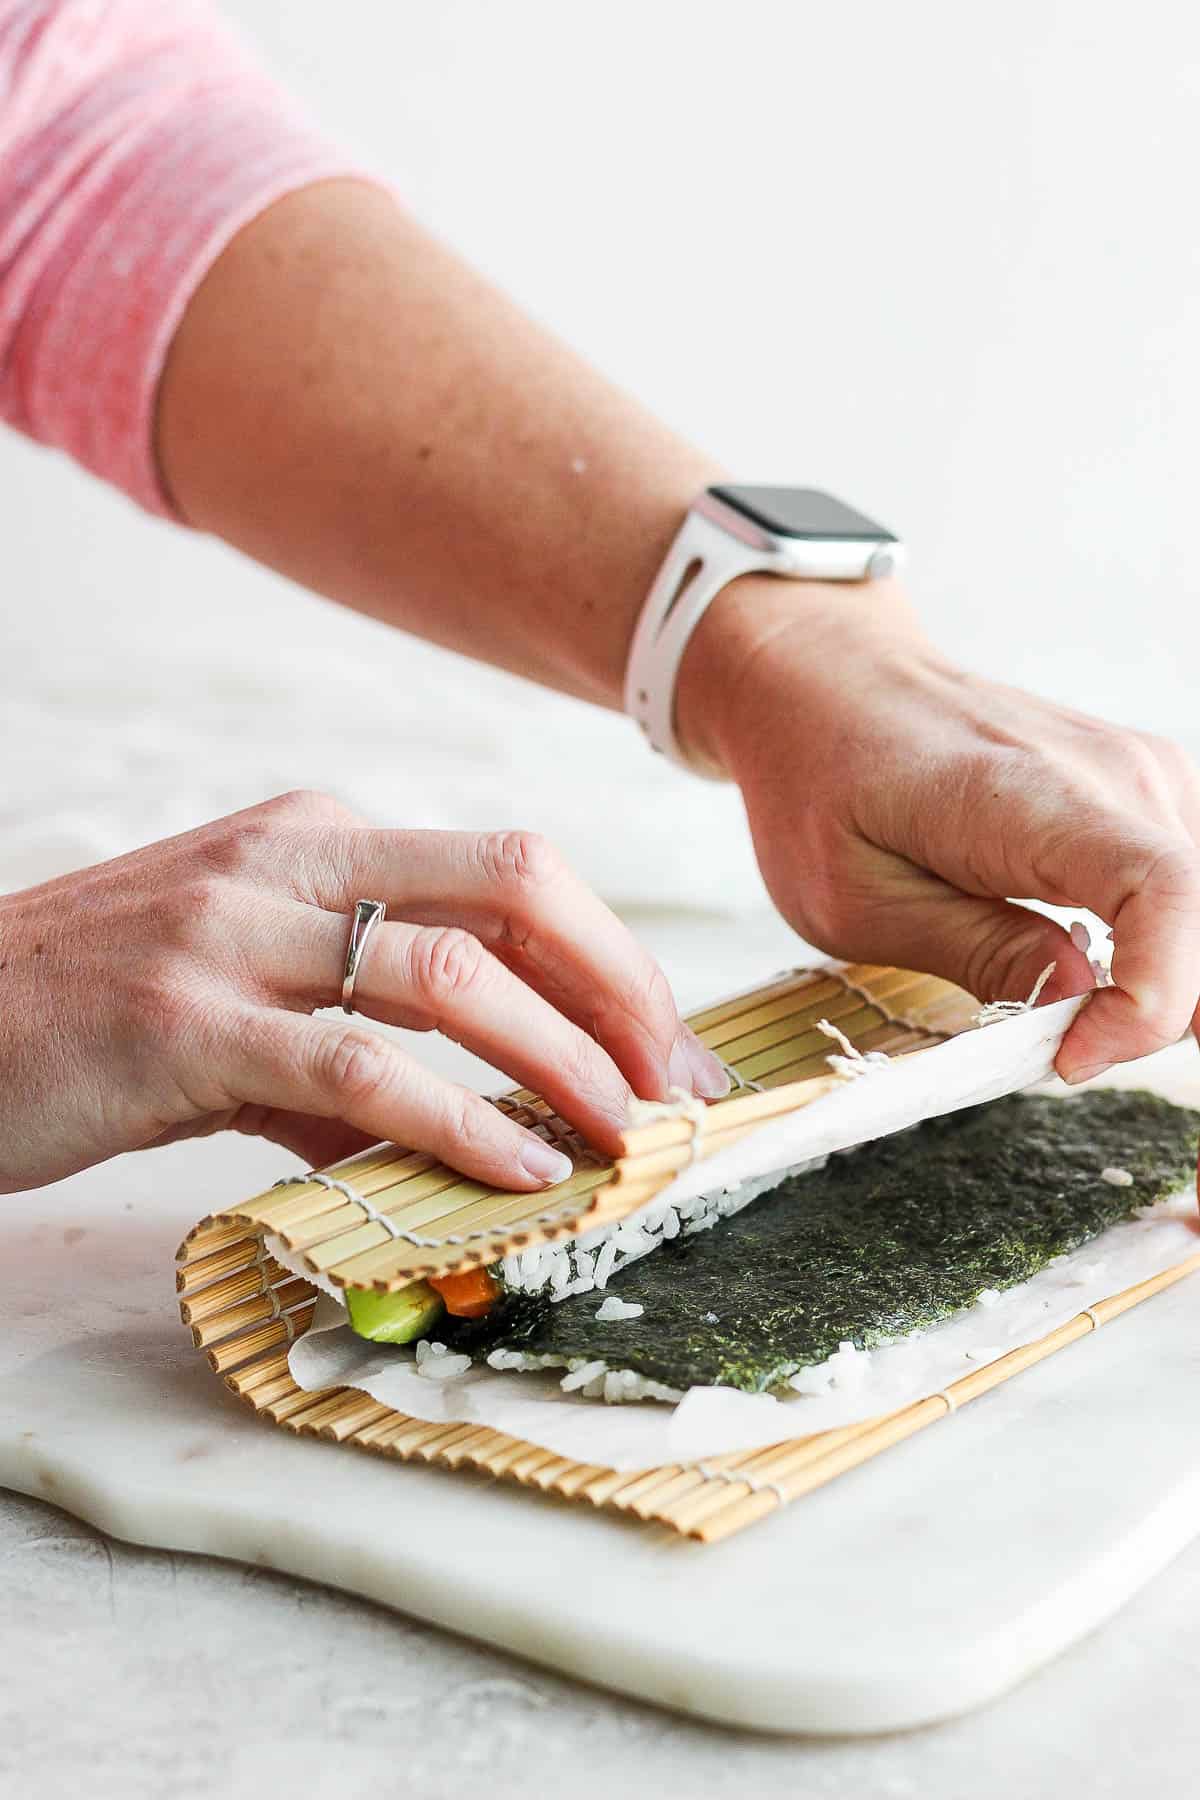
0;0;367;517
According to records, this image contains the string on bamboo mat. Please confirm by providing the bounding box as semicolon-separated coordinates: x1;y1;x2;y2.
268;1167;586;1252
973;961;1058;1028
815;1017;892;1081
625;1087;708;1162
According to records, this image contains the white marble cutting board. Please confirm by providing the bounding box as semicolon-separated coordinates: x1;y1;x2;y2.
3;1034;1200;1737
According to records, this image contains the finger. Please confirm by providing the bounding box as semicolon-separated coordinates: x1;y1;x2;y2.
281;913;635;1154
1134;736;1200;1051
228;1008;579;1191
884;775;1200;1075
860;814;1200;1076
819;848;1097;1013
1050;830;1200;1080
290;827;729;1100
228;1108;378;1170
145;1107;376;1171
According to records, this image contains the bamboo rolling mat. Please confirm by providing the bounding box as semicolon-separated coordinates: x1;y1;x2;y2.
177;962;1200;1544
179;962;978;1291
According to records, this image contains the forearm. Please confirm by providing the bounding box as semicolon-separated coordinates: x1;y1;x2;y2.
152;171;1200;1089
157;180;720;711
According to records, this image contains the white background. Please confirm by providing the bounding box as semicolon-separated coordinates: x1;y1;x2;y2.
2;0;1198;918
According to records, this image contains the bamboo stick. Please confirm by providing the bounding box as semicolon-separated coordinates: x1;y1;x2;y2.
503;1446;563;1484
550;1461;616;1499
682;969;836;1035
735;1014;894;1084
636;1432;827;1519
608;1102;832;1194
247;1148;438;1228
321;1140;432;1184
319;1400;396;1442
290;1390;383;1437
413;1422;498;1463
324;1188;597;1288
274;1168;474;1253
406;1420;503;1461
642;1436;833;1530
347;1413;433;1452
472;1435;545;1478
178;1259;287;1325
263;1386;343;1426
626;1443;804;1521
304;1170;609;1280
252;1111;593;1253
669;1405;939;1536
607;1030;930;1195
609;1464;691;1514
711;994;898;1068
223;1347;293;1396
577;1467;645;1506
699;985;868;1057
434;1426;508;1467
359;1416;463;1457
188;1276;311;1349
614;1071;841;1164
685;965;950;1049
204;1304;316;1374
754;1022;933;1089
626;1467;712;1516
178;1218;258;1261
235;1370;303;1411
176;1236;262;1294
525;1455;587;1492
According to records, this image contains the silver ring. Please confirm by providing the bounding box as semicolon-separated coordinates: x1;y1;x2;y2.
341;899;387;1014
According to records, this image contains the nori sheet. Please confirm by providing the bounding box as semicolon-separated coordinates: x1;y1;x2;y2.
443;1090;1199;1394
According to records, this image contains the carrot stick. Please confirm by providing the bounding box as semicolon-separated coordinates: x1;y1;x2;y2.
429;1266;501;1318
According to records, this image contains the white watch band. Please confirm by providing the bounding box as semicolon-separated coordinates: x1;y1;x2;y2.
623;499;780;776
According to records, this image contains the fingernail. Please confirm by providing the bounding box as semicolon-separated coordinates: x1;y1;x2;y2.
518;1138;574;1186
667;1037;695;1091
1062;1061;1113;1086
684;1029;731;1099
667;1032;730;1099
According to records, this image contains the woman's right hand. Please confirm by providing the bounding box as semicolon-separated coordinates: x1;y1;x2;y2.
0;789;728;1195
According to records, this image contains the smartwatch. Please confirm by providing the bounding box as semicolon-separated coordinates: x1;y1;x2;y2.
623;484;904;775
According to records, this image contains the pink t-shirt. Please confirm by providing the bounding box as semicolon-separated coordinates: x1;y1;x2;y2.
0;0;358;516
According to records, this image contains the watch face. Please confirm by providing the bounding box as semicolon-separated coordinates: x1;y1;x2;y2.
710;484;895;543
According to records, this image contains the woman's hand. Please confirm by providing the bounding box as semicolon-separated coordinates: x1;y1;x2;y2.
0;789;727;1195
677;576;1200;1085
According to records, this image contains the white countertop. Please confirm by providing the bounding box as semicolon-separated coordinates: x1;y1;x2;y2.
3;1480;1197;1800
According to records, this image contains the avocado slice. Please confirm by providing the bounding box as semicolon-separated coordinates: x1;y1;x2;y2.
346;1280;445;1344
